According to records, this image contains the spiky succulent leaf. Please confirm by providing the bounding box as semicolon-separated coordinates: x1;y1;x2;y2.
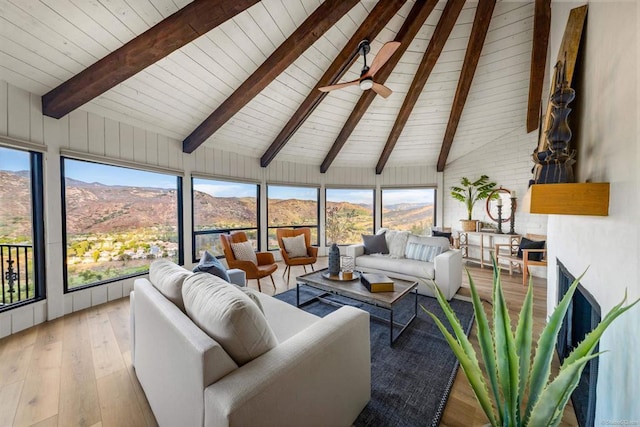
524;271;587;422
527;353;600;427
562;293;639;369
492;267;519;424
515;277;534;422
466;268;503;424
424;307;497;426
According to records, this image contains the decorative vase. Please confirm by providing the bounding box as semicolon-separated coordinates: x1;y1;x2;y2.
328;243;340;276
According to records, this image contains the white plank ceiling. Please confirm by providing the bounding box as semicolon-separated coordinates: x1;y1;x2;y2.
0;0;536;170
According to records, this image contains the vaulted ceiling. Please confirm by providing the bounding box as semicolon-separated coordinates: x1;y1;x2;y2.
0;0;549;173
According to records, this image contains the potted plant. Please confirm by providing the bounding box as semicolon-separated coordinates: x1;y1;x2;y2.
425;262;639;427
450;175;497;232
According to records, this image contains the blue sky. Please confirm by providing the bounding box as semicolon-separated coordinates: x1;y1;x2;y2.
64;159;177;189
382;188;435;205
0;147;30;171
194;179;257;198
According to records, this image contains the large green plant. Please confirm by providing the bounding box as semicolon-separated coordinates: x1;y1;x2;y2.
425;261;639;427
450;175;497;220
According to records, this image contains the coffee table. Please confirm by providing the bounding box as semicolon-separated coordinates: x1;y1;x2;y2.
296;269;418;346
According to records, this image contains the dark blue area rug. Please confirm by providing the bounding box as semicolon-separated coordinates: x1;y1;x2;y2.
275;286;475;427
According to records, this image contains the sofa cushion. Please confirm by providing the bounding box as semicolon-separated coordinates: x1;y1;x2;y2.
255;292;320;343
149;259;192;312
193;250;230;282
518;237;546;261
386;230;410;258
240;287;265;313
182;273;278;366
362;233;389;255
282;234;307;258
231;241;258;264
405;242;443;262
405;235;450;255
355;255;435;279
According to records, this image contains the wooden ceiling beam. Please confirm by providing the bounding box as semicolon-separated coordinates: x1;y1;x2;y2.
42;0;260;119
526;0;552;133
259;0;408;168
375;0;465;175
437;0;497;172
183;0;360;154
320;0;439;174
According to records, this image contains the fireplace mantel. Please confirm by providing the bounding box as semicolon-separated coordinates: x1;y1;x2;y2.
522;183;610;216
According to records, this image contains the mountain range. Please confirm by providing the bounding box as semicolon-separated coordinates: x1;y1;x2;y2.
0;170;433;240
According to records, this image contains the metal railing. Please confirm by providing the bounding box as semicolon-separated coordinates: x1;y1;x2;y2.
1;244;35;306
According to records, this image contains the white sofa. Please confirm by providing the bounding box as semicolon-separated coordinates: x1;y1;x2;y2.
130;261;371;427
346;231;462;300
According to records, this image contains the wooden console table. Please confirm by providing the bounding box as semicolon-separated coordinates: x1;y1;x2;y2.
458;231;520;268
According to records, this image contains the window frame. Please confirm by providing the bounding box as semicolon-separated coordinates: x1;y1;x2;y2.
324;187;375;246
380;186;438;233
0;147;46;312
266;184;320;251
61;157;184;293
191;177;261;263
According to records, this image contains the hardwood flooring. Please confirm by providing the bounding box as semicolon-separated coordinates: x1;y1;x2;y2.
0;259;577;426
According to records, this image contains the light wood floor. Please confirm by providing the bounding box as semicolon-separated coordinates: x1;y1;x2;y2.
0;259;577;426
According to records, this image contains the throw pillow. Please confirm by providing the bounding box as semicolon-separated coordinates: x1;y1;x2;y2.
240;287;265;314
405;242;443;262
518;237;546;261
282;234;308;258
362;232;389;255
431;230;453;244
192;250;230;282
388;230;410;259
182;272;278;365
149;259;192;312
231;241;258;265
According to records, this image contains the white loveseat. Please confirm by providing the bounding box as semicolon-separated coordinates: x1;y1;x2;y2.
346;231;462;300
130;260;371;427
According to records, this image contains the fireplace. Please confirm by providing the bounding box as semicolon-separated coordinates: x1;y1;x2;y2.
556;260;600;427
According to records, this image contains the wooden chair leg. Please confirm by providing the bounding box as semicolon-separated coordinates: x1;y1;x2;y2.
303;265;307;273
270;274;276;288
287;267;291;286
311;264;315;271
256;278;261;292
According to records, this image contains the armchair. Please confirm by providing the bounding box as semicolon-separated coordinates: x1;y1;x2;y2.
220;232;277;292
495;234;547;286
276;228;318;285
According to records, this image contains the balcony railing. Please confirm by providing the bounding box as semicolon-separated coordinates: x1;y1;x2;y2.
1;244;35;307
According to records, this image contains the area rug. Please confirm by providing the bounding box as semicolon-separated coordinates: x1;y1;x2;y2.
275;286;475;427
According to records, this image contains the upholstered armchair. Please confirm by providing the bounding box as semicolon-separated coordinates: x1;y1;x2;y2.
276;228;318;284
220;232;277;291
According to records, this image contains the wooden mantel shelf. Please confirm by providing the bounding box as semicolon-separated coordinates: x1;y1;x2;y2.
522;183;610;216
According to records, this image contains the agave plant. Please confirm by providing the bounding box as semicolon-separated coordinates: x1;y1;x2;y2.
424;261;639;426
450;175;497;220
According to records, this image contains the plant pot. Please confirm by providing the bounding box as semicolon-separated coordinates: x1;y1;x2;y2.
460;219;478;232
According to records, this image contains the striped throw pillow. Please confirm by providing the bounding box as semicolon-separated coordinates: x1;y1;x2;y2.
405;243;443;262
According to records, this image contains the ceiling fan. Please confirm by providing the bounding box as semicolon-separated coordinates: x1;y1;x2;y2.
319;40;400;98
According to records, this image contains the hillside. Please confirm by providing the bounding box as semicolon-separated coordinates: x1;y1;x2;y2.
1;170;434;241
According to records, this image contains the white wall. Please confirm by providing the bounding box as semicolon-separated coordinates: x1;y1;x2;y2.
0;81;438;337
545;1;640;424
443;128;548;235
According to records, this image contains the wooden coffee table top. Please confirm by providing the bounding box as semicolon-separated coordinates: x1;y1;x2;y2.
297;268;417;309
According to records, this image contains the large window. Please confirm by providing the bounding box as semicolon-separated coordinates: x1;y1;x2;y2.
0;146;45;309
62;159;183;290
325;188;374;245
192;178;259;260
267;185;319;250
381;188;436;234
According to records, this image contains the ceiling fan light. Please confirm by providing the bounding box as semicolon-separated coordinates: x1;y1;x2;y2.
359;78;373;91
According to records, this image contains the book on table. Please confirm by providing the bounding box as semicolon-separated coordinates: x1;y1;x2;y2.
361;273;394;292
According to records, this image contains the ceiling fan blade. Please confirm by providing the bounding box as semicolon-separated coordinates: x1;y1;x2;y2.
365;41;401;77
318;79;360;92
371;82;392;98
